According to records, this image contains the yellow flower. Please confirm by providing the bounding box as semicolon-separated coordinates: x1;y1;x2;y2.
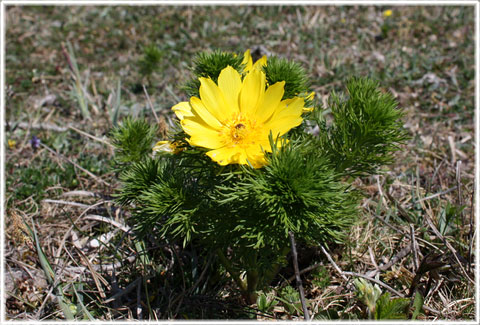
383;9;392;17
8;139;16;149
175;66;305;168
242;49;267;74
153;140;182;155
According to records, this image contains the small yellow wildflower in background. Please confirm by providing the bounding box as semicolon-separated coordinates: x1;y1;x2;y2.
173;66;306;168
383;9;393;18
8;139;16;149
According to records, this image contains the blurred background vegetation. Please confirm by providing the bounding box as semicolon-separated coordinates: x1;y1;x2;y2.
4;5;475;320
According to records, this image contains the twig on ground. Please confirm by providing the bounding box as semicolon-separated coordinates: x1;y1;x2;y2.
378;246;411;273
75;247;109;299
62;190;98;198
414;186;458;204
448;136;456;164
410;224;420;271
425;277;445;303
42;199;90;209
431;159;445;191
143;85;160;124
289;231;310;321
84;214;131;233
9;121;112;148
373;214;405;234
343;271;404;297
319;245;349;282
385;191;415;223
68;125;114;149
103;277;143;304
11;121;68;132
34;285;55;320
376;175;388;206
368;246;379;271
286;262;324;284
40;143;110;186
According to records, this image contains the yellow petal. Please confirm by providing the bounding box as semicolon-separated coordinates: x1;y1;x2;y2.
252;55;267;71
172;101;193;120
189;132;226;149
265;97;304;136
274;97;305;120
239;69;266;116
181;114;218;136
266;116;303;138
217;66;242;116
255;81;285;123
206;146;240;166
242;49;253;73
198;77;229;123
244;146;267;168
189;96;223;130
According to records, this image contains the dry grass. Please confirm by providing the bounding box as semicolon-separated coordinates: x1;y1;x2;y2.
4;5;476;321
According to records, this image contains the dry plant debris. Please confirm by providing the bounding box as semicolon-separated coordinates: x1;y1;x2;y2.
4;5;475;321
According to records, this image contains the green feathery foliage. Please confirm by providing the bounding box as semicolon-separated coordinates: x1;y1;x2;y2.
183;50;244;97
130;158;202;243
263;56;310;100
110;118;158;169
316;77;408;176
216;138;358;250
111;50;407;301
115;157;164;206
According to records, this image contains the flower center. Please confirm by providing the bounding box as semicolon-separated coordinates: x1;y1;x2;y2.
231;123;248;141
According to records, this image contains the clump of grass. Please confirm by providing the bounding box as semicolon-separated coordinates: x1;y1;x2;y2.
4;5;475;321
138;44;163;83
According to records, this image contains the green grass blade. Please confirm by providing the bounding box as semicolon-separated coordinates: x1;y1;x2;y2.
111;79;122;127
411;291;424;320
72;284;95;321
67;41;90;120
24;218;75;320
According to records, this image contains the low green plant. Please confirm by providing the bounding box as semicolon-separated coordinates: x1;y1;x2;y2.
138;44;163;82
354;278;415;320
256;291;278;315
277;285;305;316
311;266;331;289
111;49;407;304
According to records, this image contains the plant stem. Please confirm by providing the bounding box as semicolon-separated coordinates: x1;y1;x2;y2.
215;248;247;293
245;251;259;304
263;246;290;285
289;231;310;321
